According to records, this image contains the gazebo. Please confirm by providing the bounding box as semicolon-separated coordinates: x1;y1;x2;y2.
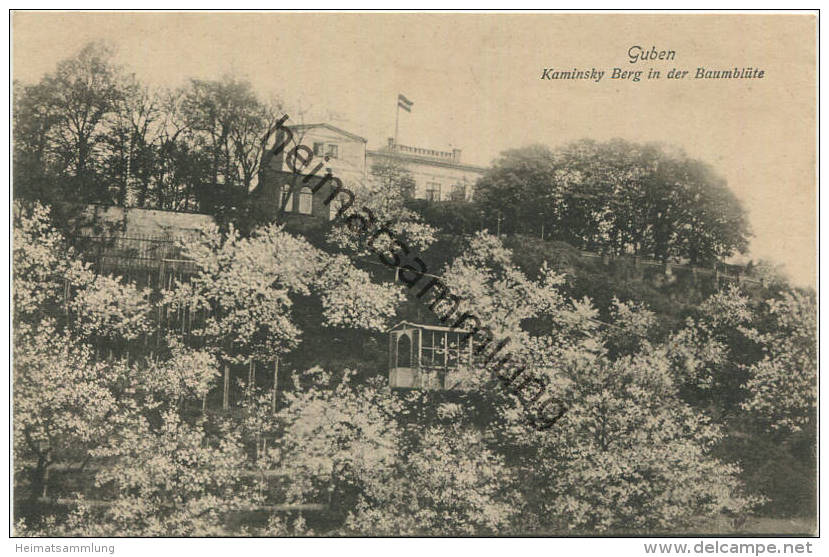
387;321;474;390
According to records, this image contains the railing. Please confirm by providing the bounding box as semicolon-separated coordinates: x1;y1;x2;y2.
71;234;199;278
392;143;456;161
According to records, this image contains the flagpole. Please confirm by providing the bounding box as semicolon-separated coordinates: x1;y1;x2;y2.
394;98;400;149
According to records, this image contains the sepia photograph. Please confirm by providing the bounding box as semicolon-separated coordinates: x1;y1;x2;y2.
9;10;818;541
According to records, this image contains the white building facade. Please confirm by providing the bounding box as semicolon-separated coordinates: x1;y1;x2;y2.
271;123;486;208
367;139;486;202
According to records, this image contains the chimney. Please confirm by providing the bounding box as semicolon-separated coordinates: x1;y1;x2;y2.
452;148;462;163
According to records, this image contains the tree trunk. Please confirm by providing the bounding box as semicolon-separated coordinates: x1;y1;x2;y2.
223;363;230;410
28;455;50;504
272;357;279;414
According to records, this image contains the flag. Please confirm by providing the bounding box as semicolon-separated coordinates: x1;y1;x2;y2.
398;94;413;112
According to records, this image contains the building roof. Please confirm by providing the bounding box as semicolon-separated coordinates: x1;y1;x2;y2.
367;149;487;173
288;123;367;143
387;320;472;334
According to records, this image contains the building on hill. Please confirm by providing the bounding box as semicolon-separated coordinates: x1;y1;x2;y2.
367;138;486;202
256;122;366;222
279;123;369;190
259;122;486;219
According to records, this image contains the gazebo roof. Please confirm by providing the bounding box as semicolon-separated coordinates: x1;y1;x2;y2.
387;320;471;334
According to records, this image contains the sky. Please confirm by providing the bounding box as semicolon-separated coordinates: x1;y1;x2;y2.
12;12;817;287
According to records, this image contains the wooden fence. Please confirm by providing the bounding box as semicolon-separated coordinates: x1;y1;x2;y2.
570;248;766;286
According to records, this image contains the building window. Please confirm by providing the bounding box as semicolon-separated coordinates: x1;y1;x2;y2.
281;184;294;212
298;186;313;214
449;183;466;201
313;142;325;157
325;144;339;159
425;183;442;202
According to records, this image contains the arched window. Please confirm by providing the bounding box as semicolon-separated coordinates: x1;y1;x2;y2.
298;186;313;215
281;184;294;212
396;333;412;368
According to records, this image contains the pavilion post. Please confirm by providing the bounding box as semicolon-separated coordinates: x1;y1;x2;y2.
389;332;395;369
417;329;422;369
444;331;449;368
